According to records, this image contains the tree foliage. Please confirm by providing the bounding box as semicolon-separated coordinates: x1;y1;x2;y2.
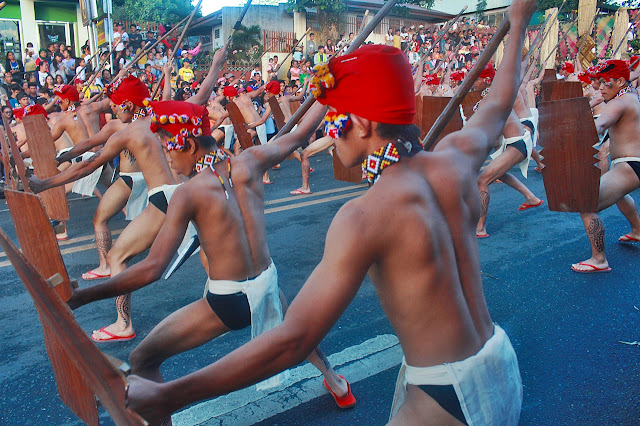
111;0;199;24
229;24;263;63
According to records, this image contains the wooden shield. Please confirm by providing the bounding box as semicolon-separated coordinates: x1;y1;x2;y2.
225;101;255;150
539;97;600;212
0;227;147;425
4;190;98;424
289;100;301;115
542;69;557;82
333;153;362;183
21;115;70;221
542;81;583;102
268;96;286;131
422;96;463;150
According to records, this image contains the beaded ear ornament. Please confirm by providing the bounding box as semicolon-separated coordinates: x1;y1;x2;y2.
324;111;351;139
473;88;491;112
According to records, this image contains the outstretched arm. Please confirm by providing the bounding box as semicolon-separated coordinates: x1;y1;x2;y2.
247;103;271;129
68;185;192;309
126;201;374;424
243;102;327;174
29;128;127;192
436;0;535;171
188;40;229;106
56;119;123;164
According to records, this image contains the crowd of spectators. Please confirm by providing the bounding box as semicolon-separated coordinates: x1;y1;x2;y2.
0;21;206;112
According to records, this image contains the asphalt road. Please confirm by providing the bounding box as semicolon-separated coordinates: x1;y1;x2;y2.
0;152;638;425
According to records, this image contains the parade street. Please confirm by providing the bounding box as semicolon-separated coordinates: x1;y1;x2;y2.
0;152;638;425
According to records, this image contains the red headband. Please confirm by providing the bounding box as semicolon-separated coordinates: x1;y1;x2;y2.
53;84;79;102
310;45;415;125
596;59;630;81
561;62;575;74
148;100;211;151
266;80;280;95
107;75;150;107
223;85;237;97
478;62;495;81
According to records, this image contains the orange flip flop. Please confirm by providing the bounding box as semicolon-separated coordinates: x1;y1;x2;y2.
323;375;356;409
518;199;544;211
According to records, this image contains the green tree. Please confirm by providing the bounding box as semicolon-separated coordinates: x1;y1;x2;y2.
286;0;435;43
476;0;488;20
229;24;263;63
111;0;198;24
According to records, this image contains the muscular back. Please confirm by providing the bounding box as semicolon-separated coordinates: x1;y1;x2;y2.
355;151;493;368
182;155;272;281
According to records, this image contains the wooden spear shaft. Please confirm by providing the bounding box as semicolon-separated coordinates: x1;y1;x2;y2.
271;0;401;140
151;0;206;99
423;17;510;151
522;13;554;77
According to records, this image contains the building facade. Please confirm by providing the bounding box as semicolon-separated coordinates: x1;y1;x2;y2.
0;0;91;63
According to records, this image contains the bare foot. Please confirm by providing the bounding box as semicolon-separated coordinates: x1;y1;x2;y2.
518;198;543;211
56;232;69;241
91;323;136;342
571;258;610;273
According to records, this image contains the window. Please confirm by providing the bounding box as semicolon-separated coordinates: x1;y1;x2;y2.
214;28;220;39
0;19;22;62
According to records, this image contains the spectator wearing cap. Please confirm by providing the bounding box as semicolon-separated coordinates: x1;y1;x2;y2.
178;60;194;82
145;30;157;47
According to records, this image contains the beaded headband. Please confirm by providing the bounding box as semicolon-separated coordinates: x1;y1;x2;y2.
150;111;204;151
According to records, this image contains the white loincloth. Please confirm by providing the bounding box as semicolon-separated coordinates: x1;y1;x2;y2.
121;172;147;220
71;152;104;197
521;108;539;147
219;124;235;150
611;156;640;166
256;123;267;145
206;261;290;391
390;325;522;425
490;132;533;178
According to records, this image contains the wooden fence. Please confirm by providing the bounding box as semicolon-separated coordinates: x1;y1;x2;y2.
263;30;297;52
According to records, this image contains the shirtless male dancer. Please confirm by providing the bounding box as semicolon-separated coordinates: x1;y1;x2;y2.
571;59;640;273
68;100;356;419
473;65;543;237
29;46;228;342
121;0;534;422
55;96;130;279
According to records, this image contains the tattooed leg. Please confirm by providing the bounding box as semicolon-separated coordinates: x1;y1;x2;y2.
572;213;609;272
476;188;490;237
116;293;132;328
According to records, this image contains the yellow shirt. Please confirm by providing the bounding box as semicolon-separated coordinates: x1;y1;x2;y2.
393;35;401;49
178;67;194;82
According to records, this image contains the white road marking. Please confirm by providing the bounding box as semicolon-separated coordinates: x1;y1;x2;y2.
173;334;402;426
